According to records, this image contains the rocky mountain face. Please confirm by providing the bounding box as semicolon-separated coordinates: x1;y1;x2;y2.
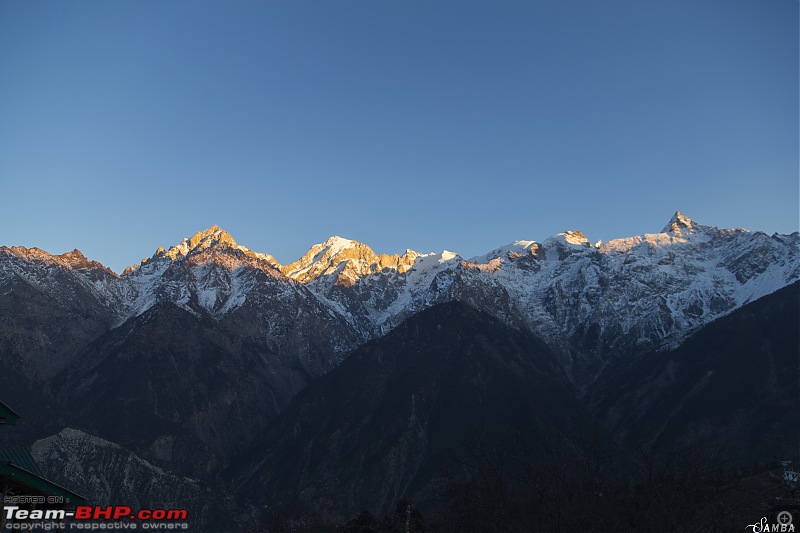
3;213;797;385
51;301;321;476
0;246;121;382
291;212;800;384
31;428;240;531
1;226;365;481
0;226;360;385
279;235;419;286
114;225;361;369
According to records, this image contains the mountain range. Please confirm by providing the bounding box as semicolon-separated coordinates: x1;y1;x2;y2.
1;212;798;529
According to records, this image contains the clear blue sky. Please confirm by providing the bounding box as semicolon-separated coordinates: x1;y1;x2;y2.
1;0;797;273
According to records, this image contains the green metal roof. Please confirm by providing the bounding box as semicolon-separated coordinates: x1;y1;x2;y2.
0;400;21;426
0;462;87;504
0;448;42;476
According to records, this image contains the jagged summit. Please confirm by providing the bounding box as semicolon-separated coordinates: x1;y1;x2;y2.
120;225;279;275
57;249;115;272
158;225;243;261
156;213;710;273
6;211;781;292
661;211;696;233
189;225;235;247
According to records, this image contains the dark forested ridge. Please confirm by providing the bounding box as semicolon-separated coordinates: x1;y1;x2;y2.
222;287;799;529
588;281;800;467
228;301;620;521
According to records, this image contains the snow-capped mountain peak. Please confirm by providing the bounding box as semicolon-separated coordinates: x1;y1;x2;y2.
120;226;278;274
321;235;359;254
280;237;420;286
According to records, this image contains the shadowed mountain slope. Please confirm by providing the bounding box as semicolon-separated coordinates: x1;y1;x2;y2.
588;281;800;466
229;301;620;520
52;302;327;477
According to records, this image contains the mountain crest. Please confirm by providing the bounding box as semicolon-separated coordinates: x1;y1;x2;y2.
280;236;420;285
1;245;117;277
155;225;241;263
320;235;358;253
187;225;237;250
662;211;695;233
59;249;94;268
542;230;591;250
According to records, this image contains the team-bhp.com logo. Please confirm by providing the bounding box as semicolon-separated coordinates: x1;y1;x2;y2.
4;505;189;529
72;506;188;521
747;512;795;532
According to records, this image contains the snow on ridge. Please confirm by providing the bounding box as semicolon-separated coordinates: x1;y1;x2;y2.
408;250;460;273
300;216;800;373
543;231;591;248
468;240;536;264
321;236;358;255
